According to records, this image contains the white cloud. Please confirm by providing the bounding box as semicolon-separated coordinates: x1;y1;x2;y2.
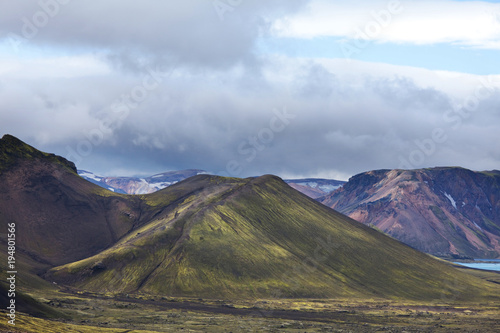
272;0;500;49
0;54;110;79
314;58;500;100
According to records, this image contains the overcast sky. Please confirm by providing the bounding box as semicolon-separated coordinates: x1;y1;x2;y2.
1;0;499;180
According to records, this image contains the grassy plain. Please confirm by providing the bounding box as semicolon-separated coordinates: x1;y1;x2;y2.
2;266;499;333
1;292;499;332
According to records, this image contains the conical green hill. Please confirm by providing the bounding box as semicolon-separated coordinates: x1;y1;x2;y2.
48;175;500;301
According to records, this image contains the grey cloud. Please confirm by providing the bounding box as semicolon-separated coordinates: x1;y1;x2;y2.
8;57;499;178
1;2;499;179
106;65;468;177
293;63;337;98
0;0;306;70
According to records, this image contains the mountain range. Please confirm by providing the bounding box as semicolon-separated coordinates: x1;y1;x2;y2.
320;168;500;259
2;134;497;302
78;170;345;198
78;169;209;194
79;166;500;259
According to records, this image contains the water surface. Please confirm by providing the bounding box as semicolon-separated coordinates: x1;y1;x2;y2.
452;260;500;272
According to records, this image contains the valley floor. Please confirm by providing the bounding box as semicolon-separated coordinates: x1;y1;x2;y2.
2;292;500;333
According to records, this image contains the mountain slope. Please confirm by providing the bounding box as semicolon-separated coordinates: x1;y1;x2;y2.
320;168;500;259
0;135;156;266
49;175;499;301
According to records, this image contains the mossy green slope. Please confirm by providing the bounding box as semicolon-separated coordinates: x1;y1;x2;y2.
49;175;500;301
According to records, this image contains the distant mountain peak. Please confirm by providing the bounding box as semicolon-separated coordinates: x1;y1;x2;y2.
285;178;345;199
79;168;347;198
78;168;212;195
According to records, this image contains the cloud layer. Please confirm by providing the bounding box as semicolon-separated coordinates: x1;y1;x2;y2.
0;1;499;180
0;0;304;69
273;0;500;49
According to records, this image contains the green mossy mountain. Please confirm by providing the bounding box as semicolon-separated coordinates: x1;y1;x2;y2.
1;135;499;302
49;176;499;301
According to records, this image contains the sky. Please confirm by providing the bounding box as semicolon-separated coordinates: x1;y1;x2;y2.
0;0;499;180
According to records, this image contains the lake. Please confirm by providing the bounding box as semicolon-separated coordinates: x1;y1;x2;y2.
452;259;500;272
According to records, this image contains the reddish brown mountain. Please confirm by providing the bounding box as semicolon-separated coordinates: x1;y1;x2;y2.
320;168;500;259
0;135;152;266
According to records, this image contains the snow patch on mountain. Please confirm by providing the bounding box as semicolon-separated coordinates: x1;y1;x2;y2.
78;171;102;182
319;184;342;193
149;181;177;190
297;182;318;188
444;192;457;209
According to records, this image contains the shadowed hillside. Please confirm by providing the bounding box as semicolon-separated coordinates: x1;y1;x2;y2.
0;135;159;266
